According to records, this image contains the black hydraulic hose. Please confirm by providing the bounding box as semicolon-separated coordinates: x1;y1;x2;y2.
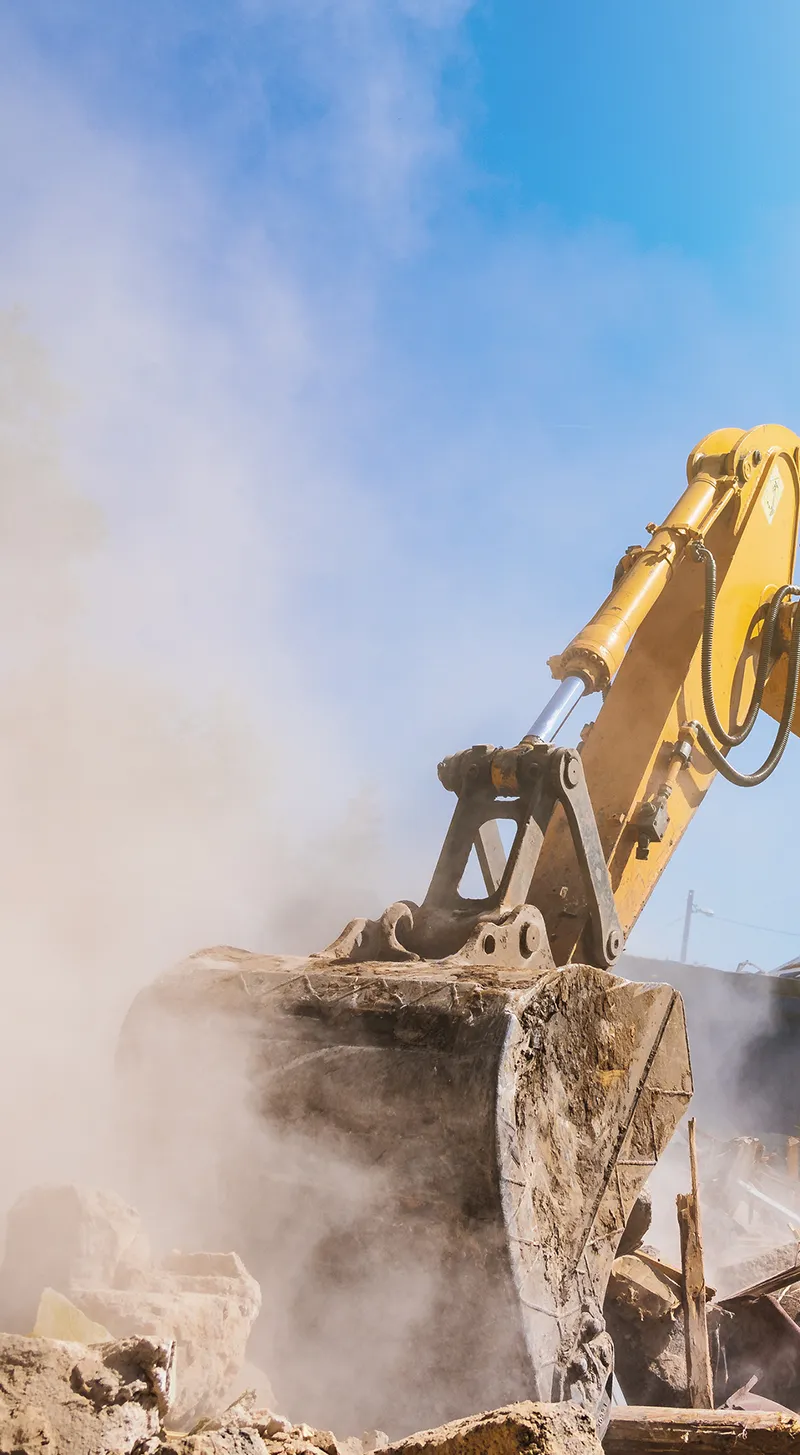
690;544;800;787
692;541;793;747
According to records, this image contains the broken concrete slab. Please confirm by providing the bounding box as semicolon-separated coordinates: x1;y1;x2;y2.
607;1256;679;1320
617;1191;652;1257
0;1185;149;1333
71;1277;260;1429
383;1402;602;1455
0;1330;173;1454
604;1252;695;1407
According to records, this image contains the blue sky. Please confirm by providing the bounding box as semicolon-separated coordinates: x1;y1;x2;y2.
1;0;800;1040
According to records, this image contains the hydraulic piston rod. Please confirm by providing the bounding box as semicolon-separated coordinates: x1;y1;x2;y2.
526;674;587;742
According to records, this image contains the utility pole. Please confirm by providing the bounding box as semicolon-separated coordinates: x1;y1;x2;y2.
681;889;713;963
681;889;695;963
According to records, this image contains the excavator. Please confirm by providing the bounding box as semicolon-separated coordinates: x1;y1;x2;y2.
121;424;800;1437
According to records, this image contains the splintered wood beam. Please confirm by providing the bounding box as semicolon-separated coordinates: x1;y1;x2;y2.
677;1117;713;1409
603;1406;800;1453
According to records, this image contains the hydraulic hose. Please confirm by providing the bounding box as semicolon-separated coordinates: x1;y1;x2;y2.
690;542;800;787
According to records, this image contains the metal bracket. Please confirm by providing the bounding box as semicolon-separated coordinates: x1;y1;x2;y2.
318;740;623;971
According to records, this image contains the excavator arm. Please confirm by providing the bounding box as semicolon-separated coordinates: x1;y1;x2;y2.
119;425;800;1439
534;423;800;964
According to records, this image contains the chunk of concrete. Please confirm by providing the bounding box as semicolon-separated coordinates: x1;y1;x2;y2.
383;1403;602;1455
604;1254;688;1407
33;1286;112;1344
72;1254;261;1429
607;1255;679;1320
0;1330;173;1453
0;1185;149;1333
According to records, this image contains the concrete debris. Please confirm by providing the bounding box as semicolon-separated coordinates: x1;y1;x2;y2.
617;1190;653;1257
607;1255;679;1320
33;1286;113;1344
0;1186;261;1430
0;1186;149;1334
382;1402;602;1455
361;1434;389;1453
604;1253;699;1406
72;1252;261;1428
0;1330;174;1454
159;1397;385;1455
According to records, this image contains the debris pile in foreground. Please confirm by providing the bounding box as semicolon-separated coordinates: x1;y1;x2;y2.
5;1135;800;1453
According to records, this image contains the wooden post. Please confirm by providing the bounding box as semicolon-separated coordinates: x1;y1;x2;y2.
787;1135;799;1181
676;1117;714;1408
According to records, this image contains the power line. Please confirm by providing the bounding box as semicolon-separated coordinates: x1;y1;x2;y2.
690;911;800;940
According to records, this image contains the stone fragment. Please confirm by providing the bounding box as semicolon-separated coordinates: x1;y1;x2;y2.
71;1277;260;1429
158;1432;336;1455
384;1402;602;1455
607;1255;679;1320
604;1261;690;1407
33;1286;112;1344
0;1330;173;1454
617;1190;653;1257
160;1435;268;1455
716;1242;800;1301
0;1185;149;1333
0;1186;264;1429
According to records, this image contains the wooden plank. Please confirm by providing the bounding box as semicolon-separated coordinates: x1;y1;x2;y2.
724;1258;800;1302
604;1406;800;1452
677;1118;713;1408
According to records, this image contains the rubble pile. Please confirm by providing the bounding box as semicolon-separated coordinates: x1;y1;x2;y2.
0;1185;262;1430
0;1330;173;1453
605;1131;800;1414
5;1142;800;1452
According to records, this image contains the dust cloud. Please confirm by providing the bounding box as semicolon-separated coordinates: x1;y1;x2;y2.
0;306;440;1433
0;300;398;1197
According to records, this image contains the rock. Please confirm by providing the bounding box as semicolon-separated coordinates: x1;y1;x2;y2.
160;1435;268;1455
0;1185;149;1333
33;1286;113;1343
0;1330;173;1453
0;1186;264;1429
71;1267;261;1429
607;1255;679;1320
383;1402;602;1455
617;1190;652;1257
362;1434;389;1454
604;1255;689;1407
716;1243;800;1300
158;1432;332;1455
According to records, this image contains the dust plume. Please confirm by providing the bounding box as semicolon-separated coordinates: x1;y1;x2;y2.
0;3;486;1437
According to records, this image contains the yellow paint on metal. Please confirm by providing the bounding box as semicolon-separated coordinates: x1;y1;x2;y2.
531;424;800;964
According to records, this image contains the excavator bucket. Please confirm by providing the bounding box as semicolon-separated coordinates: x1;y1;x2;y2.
119;946;691;1437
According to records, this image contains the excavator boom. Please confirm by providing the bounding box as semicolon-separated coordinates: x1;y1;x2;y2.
119;425;800;1438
